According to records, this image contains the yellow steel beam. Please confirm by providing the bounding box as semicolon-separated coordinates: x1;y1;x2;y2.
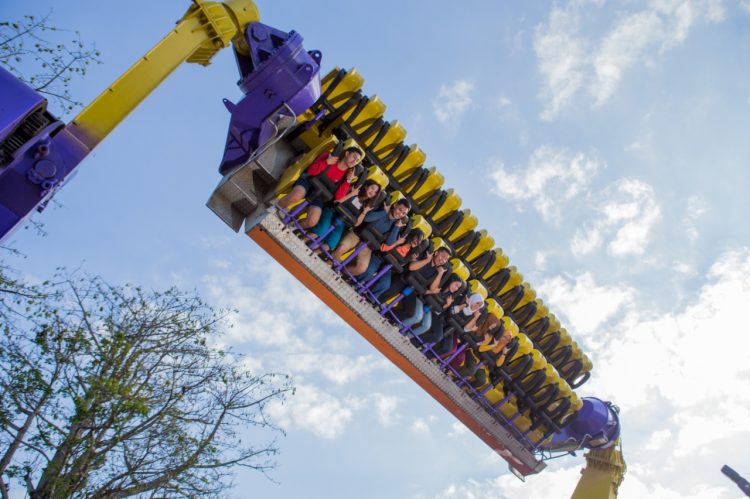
68;0;259;149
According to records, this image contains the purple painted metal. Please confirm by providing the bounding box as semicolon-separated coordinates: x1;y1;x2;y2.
218;22;322;175
362;264;391;291
542;397;621;452
334;241;365;271
0;19;321;244
0;67;88;241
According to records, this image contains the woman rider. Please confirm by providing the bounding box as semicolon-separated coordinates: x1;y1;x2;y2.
277;139;365;229
311;179;382;252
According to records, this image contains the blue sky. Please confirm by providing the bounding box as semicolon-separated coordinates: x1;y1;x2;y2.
3;0;750;497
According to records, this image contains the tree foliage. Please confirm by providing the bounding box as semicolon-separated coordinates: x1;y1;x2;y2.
0;268;292;498
0;13;101;113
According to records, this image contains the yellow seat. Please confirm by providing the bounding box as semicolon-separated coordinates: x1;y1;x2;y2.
511;283;536;312
483;383;506;405
388;190;407;205
449;258;470;281
457;229;494;261
472;247;510;280
365;165;389;191
316;94;387;139
430;237;450;253
512;414;533;433
369;120;407;159
409;167;445;204
387;145;426;182
468;279;488;300
410;214;432;239
347;95;387;135
547;313;561;333
424;188;462;223
501;316;519;337
508;331;534;363
496;266;523;296
320;67;365;109
525;299;550;326
441;209;478;243
486;298;504;319
275;136;339;196
497;397;520;419
528;348;548;372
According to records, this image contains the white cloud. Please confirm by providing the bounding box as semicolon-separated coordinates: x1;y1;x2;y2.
537;272;634;336
433;80;474;127
438;248;750;498
534;4;587;121
534;1;726;119
436;465;581;499
410;416;436;436
373;393;400;428
489;146;602;223
571;178;661;257
684;195;707;242
267;383;361;439
448;421;469;439
742;0;750;14
410;419;429;436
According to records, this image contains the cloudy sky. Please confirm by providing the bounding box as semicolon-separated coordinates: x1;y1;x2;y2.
3;0;750;497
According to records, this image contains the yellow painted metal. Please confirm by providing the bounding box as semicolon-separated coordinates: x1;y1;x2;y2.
365;165;389;190
477;248;510;279
388;144;426;178
323;67;365;107
430;237;450;253
547;313;562;333
512;414;532;432
570;439;626;499
483;383;506;405
449;258;470;281
411;167;444;203
497;266;523;295
388;190;407;205
335;95;387;133
461;229;494;261
70;0;259;149
526;299;550;325
512;283;537;311
445;209;478;243
468;279;488;299
369;120;407;154
430;188;462;223
502;315;519;336
486;298;504;319
410;214;433;239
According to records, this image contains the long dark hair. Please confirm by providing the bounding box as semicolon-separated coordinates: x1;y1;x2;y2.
358;180;381;208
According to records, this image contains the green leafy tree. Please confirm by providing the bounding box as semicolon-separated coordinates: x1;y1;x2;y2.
0;13;101;114
0;270;292;498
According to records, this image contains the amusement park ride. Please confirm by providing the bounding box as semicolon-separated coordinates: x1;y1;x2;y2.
0;1;625;496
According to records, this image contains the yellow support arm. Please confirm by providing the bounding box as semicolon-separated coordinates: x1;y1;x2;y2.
570;439;627;499
67;0;259;149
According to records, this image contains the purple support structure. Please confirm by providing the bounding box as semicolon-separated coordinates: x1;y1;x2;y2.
219;23;322;175
0;20;321;244
542;397;621;452
0;67;88;243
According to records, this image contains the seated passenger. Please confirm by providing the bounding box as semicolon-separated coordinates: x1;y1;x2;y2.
386;247;452;332
405;272;465;340
310;179;381;252
453;314;505;382
427;292;486;358
355;229;425;300
332;198;411;276
277;142;364;229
